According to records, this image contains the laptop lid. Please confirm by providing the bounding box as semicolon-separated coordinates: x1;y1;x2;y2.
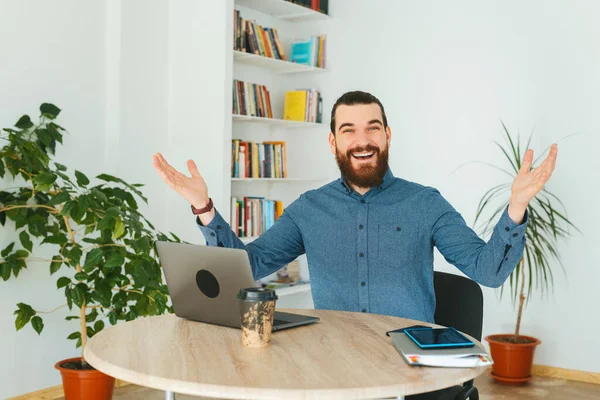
156;241;255;329
156;241;320;331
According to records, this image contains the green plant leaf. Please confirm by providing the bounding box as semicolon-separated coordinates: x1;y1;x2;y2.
15;115;33;129
40;103;61;119
57;277;71;289
132;260;152;287
31;316;44;334
65;286;73;310
94;320;105;333
2;242;15;258
75;170;90;187
71;285;84;308
108;311;118;325
67;331;81;340
65;316;79;321
33;172;57;185
96;173;119;182
42;234;68;246
74;272;89;281
113;217;125;239
48;191;70;206
14;303;36;331
19;231;33;252
50;255;63;275
93;280;112;308
132;236;150;254
84;248;103;271
54;162;67;171
60;200;77;218
1;262;11;281
87;308;98;323
67;246;83;267
104;252;125;269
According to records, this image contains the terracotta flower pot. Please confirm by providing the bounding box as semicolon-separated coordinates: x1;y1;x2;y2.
55;357;115;400
485;334;541;384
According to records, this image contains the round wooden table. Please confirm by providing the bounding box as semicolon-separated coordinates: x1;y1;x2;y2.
84;309;487;400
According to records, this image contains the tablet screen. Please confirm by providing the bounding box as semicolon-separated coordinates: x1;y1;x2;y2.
404;328;474;348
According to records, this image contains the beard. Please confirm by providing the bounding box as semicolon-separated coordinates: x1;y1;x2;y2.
335;143;389;189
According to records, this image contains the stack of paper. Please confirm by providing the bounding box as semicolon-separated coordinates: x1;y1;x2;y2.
389;331;493;368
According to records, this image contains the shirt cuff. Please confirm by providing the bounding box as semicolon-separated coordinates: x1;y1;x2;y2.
196;209;228;246
497;205;528;246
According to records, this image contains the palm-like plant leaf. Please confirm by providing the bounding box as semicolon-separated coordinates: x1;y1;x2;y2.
473;122;577;307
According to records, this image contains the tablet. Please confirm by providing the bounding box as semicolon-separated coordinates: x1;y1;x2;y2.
404;327;475;349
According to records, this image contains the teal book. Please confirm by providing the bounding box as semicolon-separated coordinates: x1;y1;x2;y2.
290;38;314;65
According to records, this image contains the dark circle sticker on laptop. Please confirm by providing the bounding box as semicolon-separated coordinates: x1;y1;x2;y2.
196;269;220;298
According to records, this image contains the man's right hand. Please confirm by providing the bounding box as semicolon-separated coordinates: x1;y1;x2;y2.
152;152;210;210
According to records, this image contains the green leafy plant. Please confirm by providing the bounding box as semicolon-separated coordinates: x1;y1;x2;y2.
473;122;579;343
0;104;177;363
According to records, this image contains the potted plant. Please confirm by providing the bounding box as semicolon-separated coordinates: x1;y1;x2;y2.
472;123;578;384
0;104;178;399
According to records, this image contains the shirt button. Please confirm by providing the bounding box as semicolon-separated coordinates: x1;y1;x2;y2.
359;253;364;257
361;281;366;287
505;257;509;261
505;227;510;232
217;225;222;229
396;226;401;231
210;232;216;237
360;199;365;204
359;224;364;229
361;308;367;313
512;233;519;237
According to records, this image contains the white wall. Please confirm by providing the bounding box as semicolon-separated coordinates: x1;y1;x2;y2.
0;0;230;397
323;0;600;373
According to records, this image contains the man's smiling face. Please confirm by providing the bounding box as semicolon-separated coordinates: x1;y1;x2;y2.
329;103;392;189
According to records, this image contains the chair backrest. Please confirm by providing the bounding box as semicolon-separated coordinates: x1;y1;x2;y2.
433;271;483;341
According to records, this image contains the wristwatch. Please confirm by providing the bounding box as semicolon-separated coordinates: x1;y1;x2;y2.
191;198;213;215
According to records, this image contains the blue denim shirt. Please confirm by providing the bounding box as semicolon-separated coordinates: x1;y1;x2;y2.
197;168;527;323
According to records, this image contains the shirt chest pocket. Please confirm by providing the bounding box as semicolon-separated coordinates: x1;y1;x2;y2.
377;222;421;267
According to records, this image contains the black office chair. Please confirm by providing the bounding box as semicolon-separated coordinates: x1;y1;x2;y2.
406;271;483;400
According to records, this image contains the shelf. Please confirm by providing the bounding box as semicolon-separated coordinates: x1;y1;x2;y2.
239;236;258;244
234;50;326;74
233;114;324;128
235;0;330;21
231;178;321;182
266;282;312;296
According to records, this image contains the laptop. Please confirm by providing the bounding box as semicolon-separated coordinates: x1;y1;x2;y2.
155;241;319;331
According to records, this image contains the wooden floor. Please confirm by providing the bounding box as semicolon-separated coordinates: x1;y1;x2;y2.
73;375;600;400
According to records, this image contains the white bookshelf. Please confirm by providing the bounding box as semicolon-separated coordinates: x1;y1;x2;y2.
230;0;330;308
232;114;324;128
235;0;330;21
234;50;326;74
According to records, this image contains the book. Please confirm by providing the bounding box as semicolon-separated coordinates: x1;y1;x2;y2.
290;35;326;68
389;330;493;368
284;90;308;121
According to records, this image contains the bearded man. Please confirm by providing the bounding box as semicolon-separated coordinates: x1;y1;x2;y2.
152;89;557;325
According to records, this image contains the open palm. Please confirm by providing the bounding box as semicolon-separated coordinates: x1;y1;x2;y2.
152;152;209;208
511;144;558;207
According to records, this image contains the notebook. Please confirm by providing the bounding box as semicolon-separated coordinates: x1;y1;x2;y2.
389;330;493;368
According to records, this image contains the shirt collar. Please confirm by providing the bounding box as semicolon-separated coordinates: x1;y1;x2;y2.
338;167;395;194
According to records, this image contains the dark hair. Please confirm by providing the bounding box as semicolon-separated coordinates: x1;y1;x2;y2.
330;90;388;134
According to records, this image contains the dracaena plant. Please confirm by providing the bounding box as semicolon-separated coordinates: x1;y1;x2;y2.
473;123;578;343
0;103;177;362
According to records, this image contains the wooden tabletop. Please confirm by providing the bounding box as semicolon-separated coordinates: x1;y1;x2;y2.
84;309;488;399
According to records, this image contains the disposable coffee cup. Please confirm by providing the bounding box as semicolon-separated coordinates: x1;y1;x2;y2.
237;287;278;348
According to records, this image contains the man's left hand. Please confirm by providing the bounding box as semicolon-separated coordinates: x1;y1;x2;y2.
508;143;559;224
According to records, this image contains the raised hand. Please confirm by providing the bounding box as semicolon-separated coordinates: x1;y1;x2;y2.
511;144;558;207
152;152;210;209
